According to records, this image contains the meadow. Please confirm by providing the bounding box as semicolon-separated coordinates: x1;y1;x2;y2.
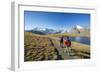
24;32;62;61
24;31;90;61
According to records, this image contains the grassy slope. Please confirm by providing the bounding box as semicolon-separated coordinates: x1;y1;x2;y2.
25;32;90;60
26;32;90;51
71;42;90;53
51;38;90;58
44;31;90;38
24;32;62;61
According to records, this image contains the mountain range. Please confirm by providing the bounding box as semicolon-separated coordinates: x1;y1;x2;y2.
25;25;89;35
26;27;62;35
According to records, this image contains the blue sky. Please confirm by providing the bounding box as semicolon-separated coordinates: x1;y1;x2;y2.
24;11;90;30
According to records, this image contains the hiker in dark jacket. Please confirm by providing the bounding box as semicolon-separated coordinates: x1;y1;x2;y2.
60;36;64;48
64;36;72;56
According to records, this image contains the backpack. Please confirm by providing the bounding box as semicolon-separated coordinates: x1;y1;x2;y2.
64;40;71;47
60;37;63;42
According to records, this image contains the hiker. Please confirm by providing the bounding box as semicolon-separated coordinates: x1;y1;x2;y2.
64;36;72;56
60;36;64;48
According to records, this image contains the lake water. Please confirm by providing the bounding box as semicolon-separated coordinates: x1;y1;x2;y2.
69;37;90;45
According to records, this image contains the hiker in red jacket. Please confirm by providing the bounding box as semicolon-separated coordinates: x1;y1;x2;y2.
64;36;72;56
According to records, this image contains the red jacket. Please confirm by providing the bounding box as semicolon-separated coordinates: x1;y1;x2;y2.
64;40;71;47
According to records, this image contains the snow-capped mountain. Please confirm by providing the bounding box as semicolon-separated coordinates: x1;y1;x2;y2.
76;25;84;29
33;27;46;31
25;25;89;35
70;25;84;31
26;27;62;35
68;25;90;34
73;25;84;30
60;25;85;33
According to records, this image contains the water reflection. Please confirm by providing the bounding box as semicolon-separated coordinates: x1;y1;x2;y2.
70;37;90;45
